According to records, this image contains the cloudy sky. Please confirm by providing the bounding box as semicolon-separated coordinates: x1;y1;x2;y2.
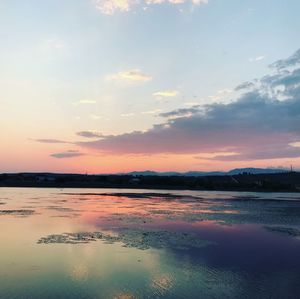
1;0;300;173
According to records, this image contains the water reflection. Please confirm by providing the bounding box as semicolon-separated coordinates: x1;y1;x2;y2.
0;188;300;298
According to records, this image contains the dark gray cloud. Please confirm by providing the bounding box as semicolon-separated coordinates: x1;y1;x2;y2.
264;68;300;91
76;131;104;138
76;48;300;161
211;145;300;161
235;81;255;91
270;49;300;70
51;150;84;159
159;106;201;118
34;138;68;144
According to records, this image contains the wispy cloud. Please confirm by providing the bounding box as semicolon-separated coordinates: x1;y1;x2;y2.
191;0;208;4
159;106;200;118
184;101;200;107
146;0;208;4
141;109;162;115
107;69;152;82
153;90;179;98
92;0;133;14
77;131;104;138
249;55;266;62
208;89;233;102
33;138;68;144
73;99;97;105
270;49;300;70
121;113;135;117
92;0;208;15
194;151;240;159
90;114;102;120
50;150;85;159
290;142;300;148
235;81;255;91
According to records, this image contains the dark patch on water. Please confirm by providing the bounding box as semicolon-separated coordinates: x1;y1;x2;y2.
62;192;200;200
264;225;300;237
37;229;214;250
0;209;35;216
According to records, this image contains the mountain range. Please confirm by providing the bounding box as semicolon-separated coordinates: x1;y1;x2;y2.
125;168;289;177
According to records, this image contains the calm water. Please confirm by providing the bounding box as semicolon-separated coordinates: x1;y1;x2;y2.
1;188;300;299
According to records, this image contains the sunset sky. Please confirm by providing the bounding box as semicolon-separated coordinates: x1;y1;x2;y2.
1;0;300;173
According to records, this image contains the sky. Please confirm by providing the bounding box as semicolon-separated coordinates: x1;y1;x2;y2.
1;0;300;173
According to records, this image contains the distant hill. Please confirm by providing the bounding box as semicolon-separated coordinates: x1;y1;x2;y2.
227;168;287;175
126;168;288;177
1;170;299;192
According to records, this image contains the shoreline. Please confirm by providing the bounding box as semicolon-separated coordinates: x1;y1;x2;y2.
1;172;299;193
0;183;299;193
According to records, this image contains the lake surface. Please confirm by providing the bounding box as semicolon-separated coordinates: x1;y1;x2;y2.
1;188;300;299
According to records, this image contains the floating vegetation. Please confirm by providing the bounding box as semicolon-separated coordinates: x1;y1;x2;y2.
116;229;214;250
38;232;103;244
50;214;80;218
187;200;300;226
230;195;261;201
103;213;152;224
62;192;199;200
0;209;35;216
45;206;76;212
265;226;300;237
38;229;214;250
